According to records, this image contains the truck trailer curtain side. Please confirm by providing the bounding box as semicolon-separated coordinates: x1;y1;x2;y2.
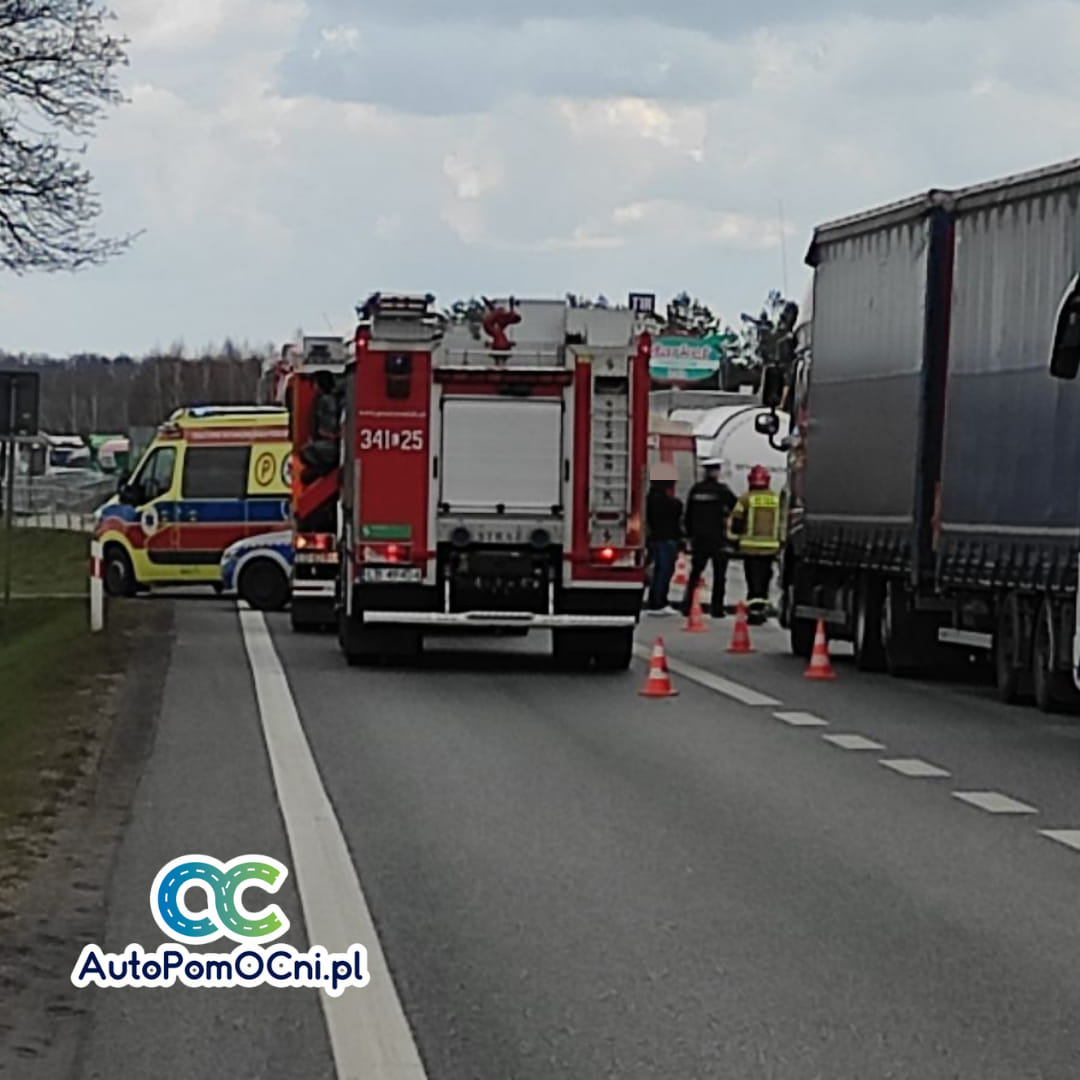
786;156;1080;708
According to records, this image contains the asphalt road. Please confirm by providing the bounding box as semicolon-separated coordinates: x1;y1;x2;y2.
31;593;1080;1078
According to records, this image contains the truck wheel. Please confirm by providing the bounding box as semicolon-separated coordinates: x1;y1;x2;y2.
880;581;918;677
103;544;136;598
339;613;376;666
993;594;1030;705
552;629;590;670
853;575;886;672
786;574;815;659
1032;599;1076;714
592;628;634;672
238;559;289;612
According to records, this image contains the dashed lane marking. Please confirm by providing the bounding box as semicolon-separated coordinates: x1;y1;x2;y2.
1039;830;1080;852
952;791;1039;815
239;610;428;1080
880;759;951;779
822;734;886;752
632;645;781;708
773;711;829;728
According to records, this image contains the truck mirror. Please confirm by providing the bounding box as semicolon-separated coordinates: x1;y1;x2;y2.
755;412;780;438
1050;277;1080;380
761;365;785;409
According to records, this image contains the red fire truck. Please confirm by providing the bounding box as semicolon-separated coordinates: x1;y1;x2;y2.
337;292;652;668
287;336;348;630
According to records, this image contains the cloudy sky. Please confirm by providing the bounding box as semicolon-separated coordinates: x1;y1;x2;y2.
3;0;1080;355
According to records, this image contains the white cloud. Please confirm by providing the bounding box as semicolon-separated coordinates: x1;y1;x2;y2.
1;1;1080;355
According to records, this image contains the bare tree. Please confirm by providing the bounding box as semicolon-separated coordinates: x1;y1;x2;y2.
0;0;135;272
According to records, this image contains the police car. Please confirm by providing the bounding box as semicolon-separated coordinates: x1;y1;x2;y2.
220;530;293;611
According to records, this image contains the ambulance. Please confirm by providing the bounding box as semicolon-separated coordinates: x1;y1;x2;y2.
94;406;291;596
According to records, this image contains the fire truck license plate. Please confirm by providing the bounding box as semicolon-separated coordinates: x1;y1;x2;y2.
361;566;422;583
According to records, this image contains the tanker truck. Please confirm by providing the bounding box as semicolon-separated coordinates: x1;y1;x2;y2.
760;156;1080;713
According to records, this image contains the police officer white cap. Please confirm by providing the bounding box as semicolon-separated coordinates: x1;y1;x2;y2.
700;457;724;470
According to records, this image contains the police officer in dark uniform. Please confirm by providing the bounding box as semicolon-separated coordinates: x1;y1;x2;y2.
680;458;737;618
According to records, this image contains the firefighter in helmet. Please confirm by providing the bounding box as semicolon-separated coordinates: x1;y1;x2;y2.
729;464;783;625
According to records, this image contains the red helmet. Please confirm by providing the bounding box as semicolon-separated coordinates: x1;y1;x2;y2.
748;464;770;490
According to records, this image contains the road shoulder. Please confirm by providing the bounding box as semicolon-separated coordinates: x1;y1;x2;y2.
0;599;173;1077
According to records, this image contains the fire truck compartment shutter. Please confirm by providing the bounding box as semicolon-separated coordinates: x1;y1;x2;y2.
440;398;563;512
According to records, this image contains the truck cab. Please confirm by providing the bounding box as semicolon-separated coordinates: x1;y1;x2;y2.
337;292;652;668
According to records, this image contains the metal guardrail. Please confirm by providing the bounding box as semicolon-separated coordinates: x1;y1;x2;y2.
13;511;96;534
10;473;114;514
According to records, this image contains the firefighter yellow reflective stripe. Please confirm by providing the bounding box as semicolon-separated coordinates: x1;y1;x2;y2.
743;492;781;553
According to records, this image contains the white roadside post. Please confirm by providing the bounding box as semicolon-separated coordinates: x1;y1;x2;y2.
89;539;104;632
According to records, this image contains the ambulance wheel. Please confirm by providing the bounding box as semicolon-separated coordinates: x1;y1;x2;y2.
238;559;289;612
592;628;634;672
103;545;136;598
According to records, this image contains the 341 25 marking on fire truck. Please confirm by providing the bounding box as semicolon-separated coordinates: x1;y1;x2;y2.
358;428;425;451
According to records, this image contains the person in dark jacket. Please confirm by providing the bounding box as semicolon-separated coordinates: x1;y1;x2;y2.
645;463;683;613
300;370;341;482
681;458;737;618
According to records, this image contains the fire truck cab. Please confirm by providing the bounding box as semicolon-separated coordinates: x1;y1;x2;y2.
338;292;652;668
287;335;348;630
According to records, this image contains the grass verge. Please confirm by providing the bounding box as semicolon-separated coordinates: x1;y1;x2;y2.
0;527;89;596
0;529;158;892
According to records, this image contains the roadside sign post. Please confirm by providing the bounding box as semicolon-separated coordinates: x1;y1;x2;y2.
3;395;16;607
1;371;42;608
89;539;105;632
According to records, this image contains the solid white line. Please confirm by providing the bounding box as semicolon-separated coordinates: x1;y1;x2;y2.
879;758;951;779
773;711;829;728
822;734;886;752
952;791;1039;815
633;644;781;707
1040;830;1080;852
239;611;427;1080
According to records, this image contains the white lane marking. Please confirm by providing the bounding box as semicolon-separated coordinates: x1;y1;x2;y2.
632;644;781;707
239;611;427;1080
822;734;886;752
237;599;252;612
880;758;951;779
773;711;829;728
1040;830;1080;852
952;791;1039;815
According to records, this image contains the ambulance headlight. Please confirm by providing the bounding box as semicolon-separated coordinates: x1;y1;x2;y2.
450;525;471;548
530;528;551;549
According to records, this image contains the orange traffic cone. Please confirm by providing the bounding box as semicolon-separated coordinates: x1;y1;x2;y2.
672;552;688;588
683;582;709;633
639;638;679;697
804;619;837;681
727;601;756;655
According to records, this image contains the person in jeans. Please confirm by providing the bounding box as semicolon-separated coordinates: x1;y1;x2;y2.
645;463;683;614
